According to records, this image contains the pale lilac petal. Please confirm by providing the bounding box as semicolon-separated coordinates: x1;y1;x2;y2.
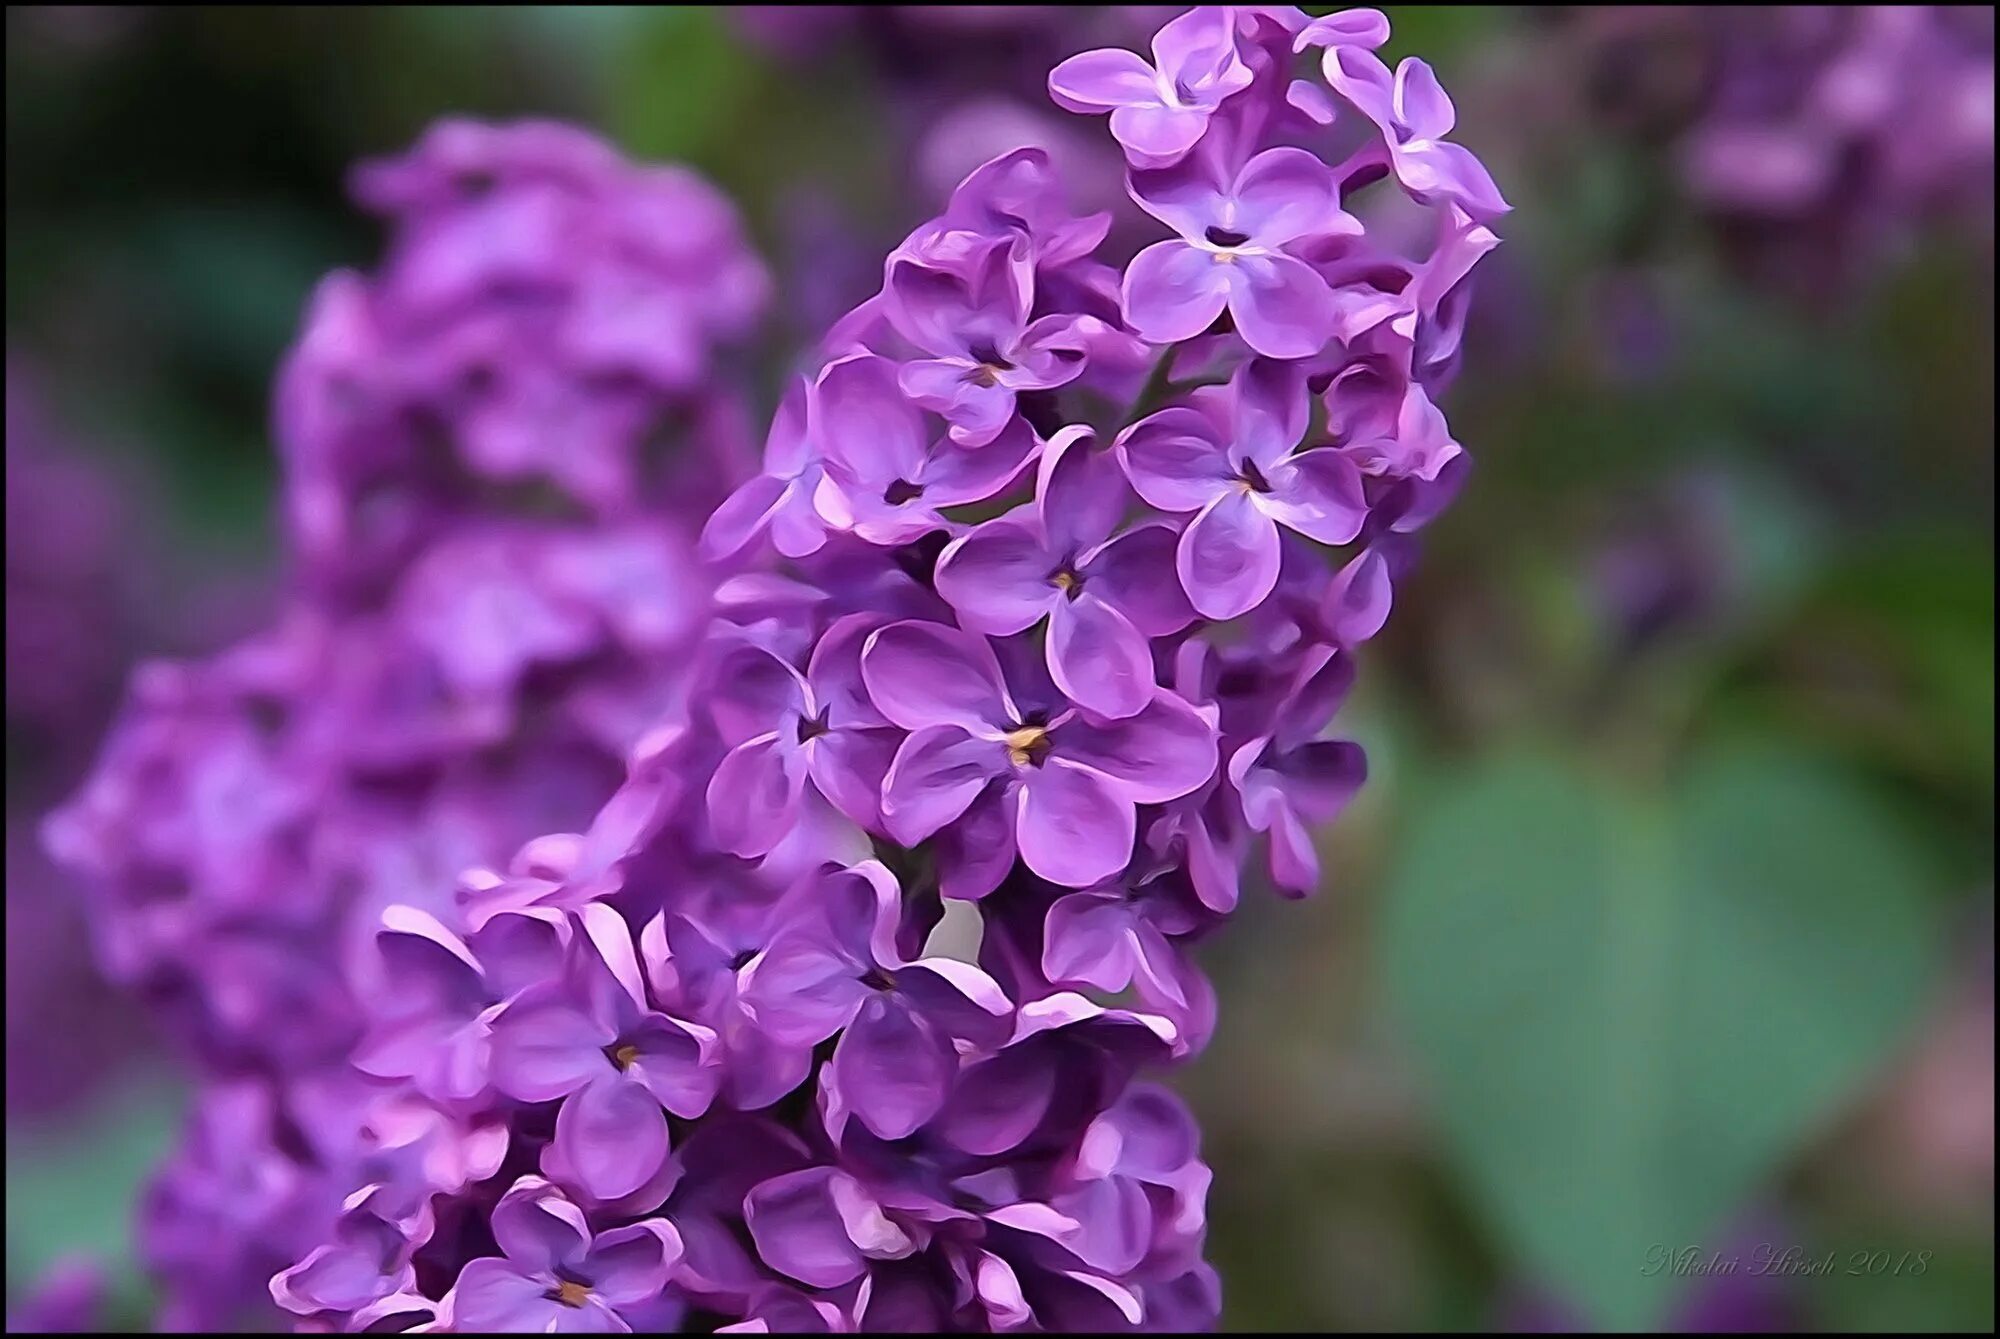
976;1252;1033;1330
896;958;1014;1046
1084;524;1195;636
588;1221;684;1307
1178;488;1282;618
1149;6;1250;105
491;998;614;1102
624;1015;720;1119
1231;147;1345;247
834;995;954;1140
706;642;807;743
919;417;1038;507
1232;357;1310;471
700;473;789;563
491;1176;590;1276
450;1258;561;1333
934;781;1018;900
1127;160;1232;238
1225;253;1338;360
1323;547;1393;644
1259;450;1368;545
861;621;1009;731
1109;103;1210;162
739;934;868;1047
1043;892;1139;992
1294;8;1390;53
1058;692;1217;804
706;734;804;859
901;360;1017;448
1048;47;1162;113
556;1074;670;1202
1115;406;1231;514
1396;138;1510;217
881;725;1007;847
745;1169;867;1290
1392;57;1456;140
934;519;1059;636
805;613;889;729
937;1051;1057;1155
1016;761;1134;888
1121;242;1231;346
805;726;897;832
1048;594;1154;720
811;353;928;484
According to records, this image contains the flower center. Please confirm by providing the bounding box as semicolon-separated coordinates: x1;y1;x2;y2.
796;707;832;744
1004;723;1053;768
549;1279;591;1309
883;478;925;506
607;1043;640;1071
1234;459;1274;494
1049;566;1084;600
861;967;897;992
1204;225;1251;249
965;344;1013;388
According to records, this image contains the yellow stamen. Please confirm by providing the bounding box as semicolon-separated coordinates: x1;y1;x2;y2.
1004;724;1050;768
554;1280;590;1308
611;1044;639;1071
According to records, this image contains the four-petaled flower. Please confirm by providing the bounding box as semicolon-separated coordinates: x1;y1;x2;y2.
1118;359;1368;618
863;621;1218;890
935;427;1194;720
1049;7;1254;164
1123;147;1360;358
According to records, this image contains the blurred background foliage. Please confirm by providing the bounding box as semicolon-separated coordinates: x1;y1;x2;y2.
5;5;1992;1332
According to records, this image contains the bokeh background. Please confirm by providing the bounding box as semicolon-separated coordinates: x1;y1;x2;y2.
5;6;1992;1332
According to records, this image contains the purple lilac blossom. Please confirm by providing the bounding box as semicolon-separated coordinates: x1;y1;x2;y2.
1571;6;1994;299
45;121;765;1331
55;8;1501;1331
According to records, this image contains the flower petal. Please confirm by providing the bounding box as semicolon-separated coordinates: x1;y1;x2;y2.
1177;488;1282;619
555;1073;671;1203
834;994;955;1140
1121;241;1231;346
934;517;1059;636
862;620;1010;732
1016;761;1134;888
1259;449;1368;545
1224;253;1337;360
1048;593;1155;720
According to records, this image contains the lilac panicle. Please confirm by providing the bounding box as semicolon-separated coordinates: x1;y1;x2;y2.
45;120;765;1331
52;9;1501;1332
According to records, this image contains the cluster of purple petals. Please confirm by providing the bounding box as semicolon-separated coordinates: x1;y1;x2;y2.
43;121;766;1330
244;8;1501;1333
6;365;154;1117
1586;6;1994;294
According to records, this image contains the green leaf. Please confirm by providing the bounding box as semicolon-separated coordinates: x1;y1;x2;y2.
5;1081;183;1319
1381;747;1939;1329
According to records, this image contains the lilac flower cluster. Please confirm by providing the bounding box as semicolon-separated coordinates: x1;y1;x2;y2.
44;121;767;1330
1586;5;1993;295
231;8;1503;1333
7;364;154;1119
